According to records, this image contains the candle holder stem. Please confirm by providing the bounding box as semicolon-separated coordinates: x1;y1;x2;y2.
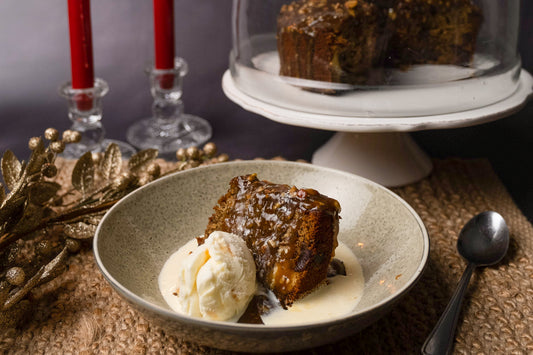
126;57;212;154
60;78;137;158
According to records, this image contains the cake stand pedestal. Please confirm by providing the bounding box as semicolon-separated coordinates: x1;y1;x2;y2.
222;69;532;187
312;132;432;187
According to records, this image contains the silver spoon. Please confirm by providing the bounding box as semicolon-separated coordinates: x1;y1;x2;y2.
421;211;509;355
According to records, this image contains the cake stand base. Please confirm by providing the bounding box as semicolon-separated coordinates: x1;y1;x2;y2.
312;132;432;187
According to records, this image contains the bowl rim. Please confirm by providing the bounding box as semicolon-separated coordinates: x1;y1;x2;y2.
94;160;430;332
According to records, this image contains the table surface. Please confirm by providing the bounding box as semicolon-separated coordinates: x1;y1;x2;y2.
4;157;531;355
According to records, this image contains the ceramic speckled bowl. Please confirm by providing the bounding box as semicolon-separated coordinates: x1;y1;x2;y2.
94;160;429;352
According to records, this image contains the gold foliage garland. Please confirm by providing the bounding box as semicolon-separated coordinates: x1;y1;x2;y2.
0;128;227;329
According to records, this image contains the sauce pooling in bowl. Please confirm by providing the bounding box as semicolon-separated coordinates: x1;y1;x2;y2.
159;240;364;325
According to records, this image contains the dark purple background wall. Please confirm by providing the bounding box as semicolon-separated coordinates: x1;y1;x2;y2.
0;0;532;220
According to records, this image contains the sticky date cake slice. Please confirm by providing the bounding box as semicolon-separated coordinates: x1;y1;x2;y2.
201;174;340;308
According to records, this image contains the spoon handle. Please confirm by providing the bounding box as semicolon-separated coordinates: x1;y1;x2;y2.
421;262;476;355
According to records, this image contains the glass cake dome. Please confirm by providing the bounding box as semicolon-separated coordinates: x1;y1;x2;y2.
229;0;522;117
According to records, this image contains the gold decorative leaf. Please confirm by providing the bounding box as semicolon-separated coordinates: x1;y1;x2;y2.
63;222;97;239
101;143;122;180
128;149;158;173
28;182;61;205
11;203;43;234
37;247;68;285
25;139;45;175
72;152;95;196
1;150;22;191
0;194;26;233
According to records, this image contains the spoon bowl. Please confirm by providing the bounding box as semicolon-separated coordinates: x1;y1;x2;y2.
422;211;510;355
458;211;509;266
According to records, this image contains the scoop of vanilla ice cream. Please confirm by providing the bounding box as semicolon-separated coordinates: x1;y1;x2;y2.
176;231;256;321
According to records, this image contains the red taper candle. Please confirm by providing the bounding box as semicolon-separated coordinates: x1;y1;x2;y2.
153;0;175;70
67;0;95;89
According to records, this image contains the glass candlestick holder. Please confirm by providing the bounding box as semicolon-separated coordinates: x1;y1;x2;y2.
59;78;137;158
126;57;212;153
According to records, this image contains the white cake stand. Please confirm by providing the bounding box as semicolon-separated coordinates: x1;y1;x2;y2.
222;69;532;187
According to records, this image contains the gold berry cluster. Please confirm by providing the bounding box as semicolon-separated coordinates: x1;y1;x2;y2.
174;142;229;171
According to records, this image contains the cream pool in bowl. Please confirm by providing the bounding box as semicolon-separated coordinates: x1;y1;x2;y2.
94;160;429;353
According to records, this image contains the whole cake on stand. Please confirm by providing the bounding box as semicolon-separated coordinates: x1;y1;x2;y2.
277;0;482;87
224;0;532;186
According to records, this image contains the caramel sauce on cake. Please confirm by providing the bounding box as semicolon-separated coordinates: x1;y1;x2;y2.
201;174;340;308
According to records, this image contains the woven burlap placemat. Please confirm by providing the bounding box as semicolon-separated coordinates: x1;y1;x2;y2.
1;158;532;354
